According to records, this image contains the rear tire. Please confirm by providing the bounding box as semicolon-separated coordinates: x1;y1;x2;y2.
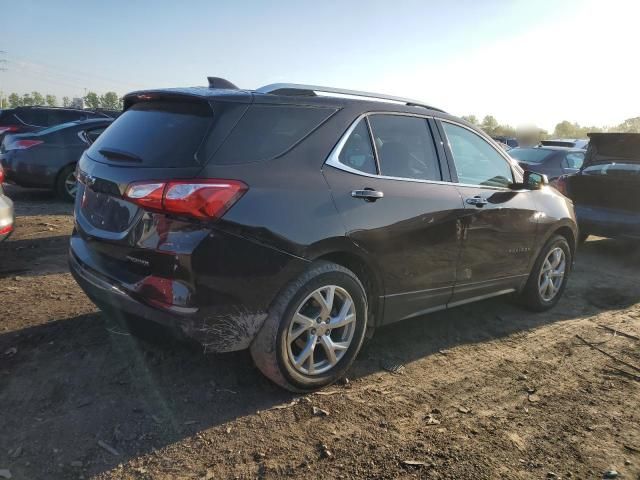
518;235;572;312
55;165;78;202
250;261;368;392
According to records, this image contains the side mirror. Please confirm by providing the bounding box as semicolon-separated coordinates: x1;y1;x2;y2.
523;170;548;190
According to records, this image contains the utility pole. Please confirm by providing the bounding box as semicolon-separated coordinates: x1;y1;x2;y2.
0;51;7;109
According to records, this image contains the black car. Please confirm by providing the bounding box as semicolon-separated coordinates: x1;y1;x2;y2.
509;146;585;180
0;118;112;201
492;136;518;148
557;133;640;241
69;79;578;391
0;106;117;144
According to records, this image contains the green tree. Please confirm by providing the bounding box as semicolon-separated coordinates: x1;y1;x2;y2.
62;96;71;107
613;117;640;133
99;91;120;110
45;94;57;107
461;115;479;126
8;93;21;107
31;91;45;105
553;120;582;138
21;93;34;106
480;115;500;136
84;91;101;109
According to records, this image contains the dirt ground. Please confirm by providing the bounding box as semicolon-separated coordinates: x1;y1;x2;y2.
0;184;639;480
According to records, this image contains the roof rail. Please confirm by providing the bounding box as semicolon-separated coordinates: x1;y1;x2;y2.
256;83;444;112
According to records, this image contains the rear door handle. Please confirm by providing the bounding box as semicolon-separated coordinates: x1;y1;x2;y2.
465;195;488;207
351;189;384;202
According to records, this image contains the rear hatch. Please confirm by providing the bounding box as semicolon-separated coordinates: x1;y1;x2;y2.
567;133;640;213
72;92;251;308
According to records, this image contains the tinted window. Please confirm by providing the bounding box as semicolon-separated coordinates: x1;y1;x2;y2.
509;148;555;164
85;126;107;144
88;101;212;167
369;115;441;181
15;109;48;126
563;152;584;169
213;104;336;164
338;119;377;174
442;122;513;187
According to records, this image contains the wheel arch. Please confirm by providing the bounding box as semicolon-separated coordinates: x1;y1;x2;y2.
312;248;384;331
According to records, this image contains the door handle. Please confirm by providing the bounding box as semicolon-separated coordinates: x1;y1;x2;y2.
351;189;384;202
465;195;488;207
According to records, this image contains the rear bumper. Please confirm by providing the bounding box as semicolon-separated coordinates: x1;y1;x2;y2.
0;151;57;188
0;193;14;241
70;250;272;352
576;204;640;239
69;227;310;352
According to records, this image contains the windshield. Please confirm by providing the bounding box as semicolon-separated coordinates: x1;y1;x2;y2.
508;148;555;164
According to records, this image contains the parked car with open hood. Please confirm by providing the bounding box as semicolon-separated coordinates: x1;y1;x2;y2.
556;133;640;241
0;118;113;201
0;166;14;241
509;146;585;180
69;78;578;391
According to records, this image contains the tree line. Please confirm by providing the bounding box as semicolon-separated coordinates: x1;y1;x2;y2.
461;114;640;140
3;91;124;110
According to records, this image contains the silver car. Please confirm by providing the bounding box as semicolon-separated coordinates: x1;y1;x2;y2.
0;166;14;241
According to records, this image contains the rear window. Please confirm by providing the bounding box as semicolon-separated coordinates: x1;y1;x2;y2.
509;148;555;164
87;101;212;167
211;104;336;164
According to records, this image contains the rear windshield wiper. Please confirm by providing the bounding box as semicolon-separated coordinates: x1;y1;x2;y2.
99;147;142;162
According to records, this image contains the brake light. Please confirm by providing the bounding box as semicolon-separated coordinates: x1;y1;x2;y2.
124;179;247;220
0;167;4;184
0;224;12;235
10;140;44;150
0;125;20;134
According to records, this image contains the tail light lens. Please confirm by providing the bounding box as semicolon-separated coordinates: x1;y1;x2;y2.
0;224;13;235
124;179;247;220
0;125;20;135
8;140;44;150
0;167;4;184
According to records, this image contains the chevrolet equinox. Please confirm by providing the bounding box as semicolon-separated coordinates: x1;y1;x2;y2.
70;78;578;391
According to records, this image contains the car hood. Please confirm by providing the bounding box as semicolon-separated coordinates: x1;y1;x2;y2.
585;133;640;167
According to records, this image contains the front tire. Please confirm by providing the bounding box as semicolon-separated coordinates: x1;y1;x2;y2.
250;261;368;392
519;235;572;311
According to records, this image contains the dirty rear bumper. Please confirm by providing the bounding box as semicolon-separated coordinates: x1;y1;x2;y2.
70;250;272;352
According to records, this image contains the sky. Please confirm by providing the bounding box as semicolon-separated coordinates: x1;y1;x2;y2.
1;0;639;131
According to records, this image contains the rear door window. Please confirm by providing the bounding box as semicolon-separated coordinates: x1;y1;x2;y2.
368;115;441;181
87;101;212;167
212;104;336;164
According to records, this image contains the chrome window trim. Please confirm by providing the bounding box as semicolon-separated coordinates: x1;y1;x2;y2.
324;112;514;192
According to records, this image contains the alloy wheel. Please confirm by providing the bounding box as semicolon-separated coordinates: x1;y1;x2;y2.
538;247;566;302
65;171;78;198
286;285;356;376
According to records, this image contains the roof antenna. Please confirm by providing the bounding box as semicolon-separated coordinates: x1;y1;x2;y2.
207;77;238;89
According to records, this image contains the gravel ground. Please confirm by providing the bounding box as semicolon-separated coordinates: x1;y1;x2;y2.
0;184;639;480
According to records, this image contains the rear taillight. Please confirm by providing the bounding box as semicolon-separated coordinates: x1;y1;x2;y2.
124;179;247;220
10;140;44;150
0;167;4;184
0;125;20;135
0;224;12;235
